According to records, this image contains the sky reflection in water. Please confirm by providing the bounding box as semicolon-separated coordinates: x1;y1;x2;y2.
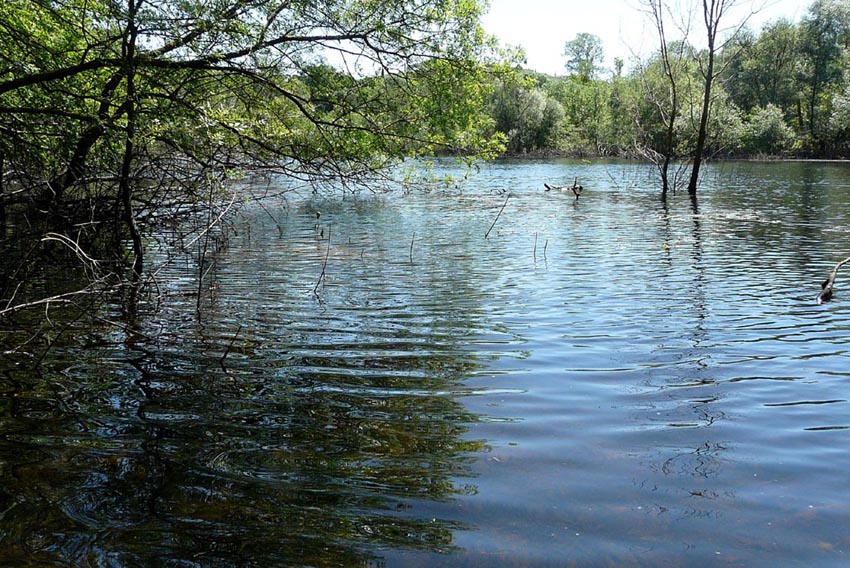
2;159;850;566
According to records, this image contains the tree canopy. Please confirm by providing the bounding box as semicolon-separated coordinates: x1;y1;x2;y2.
563;32;605;81
484;0;850;169
0;0;505;200
0;0;510;282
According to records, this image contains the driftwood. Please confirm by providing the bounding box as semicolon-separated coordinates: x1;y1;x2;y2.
545;177;583;200
817;256;850;304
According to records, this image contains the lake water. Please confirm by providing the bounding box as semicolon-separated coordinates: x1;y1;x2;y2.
2;159;850;566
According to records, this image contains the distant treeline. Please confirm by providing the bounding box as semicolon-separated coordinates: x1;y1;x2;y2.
485;0;850;160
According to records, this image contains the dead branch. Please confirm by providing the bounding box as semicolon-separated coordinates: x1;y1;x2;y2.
220;323;243;369
817;256;850;304
544;178;583;200
313;223;331;296
485;193;511;239
0;278;110;318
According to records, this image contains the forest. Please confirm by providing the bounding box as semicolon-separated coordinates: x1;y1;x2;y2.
489;0;850;163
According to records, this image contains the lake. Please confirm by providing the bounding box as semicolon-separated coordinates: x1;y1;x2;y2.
2;159;850;567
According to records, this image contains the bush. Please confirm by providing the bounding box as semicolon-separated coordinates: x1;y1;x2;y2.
739;104;795;156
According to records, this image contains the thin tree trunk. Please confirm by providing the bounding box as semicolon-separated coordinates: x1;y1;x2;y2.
688;17;716;195
118;0;143;280
46;72;123;205
0;151;6;235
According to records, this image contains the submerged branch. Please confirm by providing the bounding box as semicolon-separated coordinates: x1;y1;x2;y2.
817;256;850;304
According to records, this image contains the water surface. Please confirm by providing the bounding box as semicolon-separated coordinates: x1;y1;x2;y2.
2;159;850;567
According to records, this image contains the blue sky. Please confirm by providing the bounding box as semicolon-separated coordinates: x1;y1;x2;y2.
481;0;809;76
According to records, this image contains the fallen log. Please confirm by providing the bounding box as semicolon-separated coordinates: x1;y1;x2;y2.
817;256;850;304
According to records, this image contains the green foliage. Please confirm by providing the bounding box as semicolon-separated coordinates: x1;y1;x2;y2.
798;0;850;149
0;0;505;212
738;104;795;156
483;2;850;161
827;85;850;154
488;75;565;154
724;21;802;116
563;32;605;82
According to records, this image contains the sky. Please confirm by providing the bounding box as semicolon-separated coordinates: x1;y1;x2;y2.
481;0;810;76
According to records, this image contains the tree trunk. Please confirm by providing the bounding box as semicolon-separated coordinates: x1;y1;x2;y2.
119;0;143;280
46;73;123;205
0;152;5;236
688;42;715;195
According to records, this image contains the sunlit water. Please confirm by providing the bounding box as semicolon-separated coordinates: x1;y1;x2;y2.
3;159;850;566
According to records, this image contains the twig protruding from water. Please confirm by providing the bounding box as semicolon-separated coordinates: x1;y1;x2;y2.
314;223;331;296
220;323;243;370
485;193;511;239
818;256;850;304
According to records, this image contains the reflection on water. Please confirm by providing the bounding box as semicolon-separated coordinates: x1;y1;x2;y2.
3;159;850;566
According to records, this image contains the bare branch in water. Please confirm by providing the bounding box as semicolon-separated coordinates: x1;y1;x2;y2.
485;193;511;239
544;178;583;200
220;323;243;370
817;256;850;304
314;224;332;296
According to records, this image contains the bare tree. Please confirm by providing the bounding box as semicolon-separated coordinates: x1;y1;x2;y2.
687;0;754;194
637;0;693;198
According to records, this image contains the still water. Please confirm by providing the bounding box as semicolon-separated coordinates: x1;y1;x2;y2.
2;159;850;566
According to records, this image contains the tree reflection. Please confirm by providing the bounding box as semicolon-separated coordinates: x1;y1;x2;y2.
0;196;495;566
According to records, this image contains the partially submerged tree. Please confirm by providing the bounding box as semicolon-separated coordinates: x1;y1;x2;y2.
687;0;751;195
636;0;693;198
817;256;850;304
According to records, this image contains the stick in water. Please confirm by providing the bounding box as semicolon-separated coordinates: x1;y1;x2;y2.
220;323;243;369
817;256;850;304
314;224;331;296
485;193;511;239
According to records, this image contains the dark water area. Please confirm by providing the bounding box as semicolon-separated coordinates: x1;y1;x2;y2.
3;159;850;566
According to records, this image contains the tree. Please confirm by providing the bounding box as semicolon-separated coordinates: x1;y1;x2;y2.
799;0;850;153
564;33;605;81
724;19;801;119
687;0;748;195
490;76;565;153
546;76;613;155
0;0;503;279
739;104;795;156
636;0;693;198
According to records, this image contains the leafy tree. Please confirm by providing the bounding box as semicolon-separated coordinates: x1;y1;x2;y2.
0;0;504;278
739;104;795;156
827;86;850;156
799;0;850;153
724;20;802;120
563;32;605;81
546;76;613;155
489;76;564;153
